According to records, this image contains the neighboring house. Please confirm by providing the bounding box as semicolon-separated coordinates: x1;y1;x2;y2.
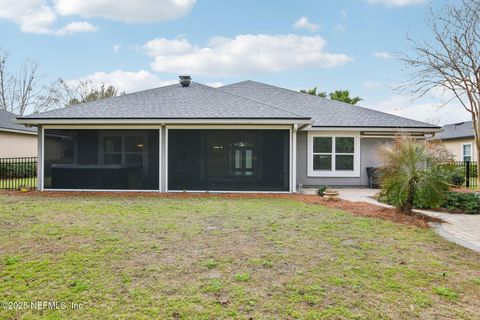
432;121;476;162
0;109;37;158
17;78;440;193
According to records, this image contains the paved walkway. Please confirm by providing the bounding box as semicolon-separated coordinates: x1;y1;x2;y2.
302;187;480;253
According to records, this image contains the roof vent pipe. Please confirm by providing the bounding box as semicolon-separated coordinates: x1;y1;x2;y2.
179;75;192;87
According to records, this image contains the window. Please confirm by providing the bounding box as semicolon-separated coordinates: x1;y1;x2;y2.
462;143;472;162
102;133;145;166
308;133;360;177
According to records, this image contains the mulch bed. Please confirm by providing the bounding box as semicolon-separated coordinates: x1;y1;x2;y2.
451;188;479;193
0;190;441;228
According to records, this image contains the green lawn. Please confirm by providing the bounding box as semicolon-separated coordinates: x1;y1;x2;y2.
0;194;479;319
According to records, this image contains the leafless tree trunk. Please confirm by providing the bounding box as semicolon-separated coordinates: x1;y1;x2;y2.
0;50;60;115
400;0;480;189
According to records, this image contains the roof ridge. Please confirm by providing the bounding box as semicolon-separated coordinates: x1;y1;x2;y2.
217;82;311;119
179;82;310;119
222;80;438;128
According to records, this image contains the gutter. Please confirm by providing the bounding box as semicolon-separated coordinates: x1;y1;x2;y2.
15;118;313;126
0;127;37;135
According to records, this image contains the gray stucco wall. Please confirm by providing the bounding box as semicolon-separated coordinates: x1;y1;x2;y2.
296;131;390;187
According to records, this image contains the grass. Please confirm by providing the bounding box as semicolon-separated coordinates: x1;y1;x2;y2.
0;193;479;319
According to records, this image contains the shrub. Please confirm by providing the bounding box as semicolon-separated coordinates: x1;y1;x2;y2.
378;137;453;214
0;161;37;179
443;192;480;214
450;168;465;187
317;185;328;197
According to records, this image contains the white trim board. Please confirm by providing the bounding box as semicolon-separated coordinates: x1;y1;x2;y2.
0;128;37;135
17;119;311;126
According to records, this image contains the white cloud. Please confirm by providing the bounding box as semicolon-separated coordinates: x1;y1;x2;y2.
144;38;193;56
293;16;320;32
340;10;347;18
54;0;196;23
54;21;97;36
0;0;196;35
70;70;177;93
363;81;383;89
367;0;427;7
372;51;392;59
334;24;346;32
147;34;352;76
367;94;470;125
113;44;122;53
0;0;96;35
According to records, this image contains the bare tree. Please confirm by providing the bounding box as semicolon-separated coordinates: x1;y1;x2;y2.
400;0;480;188
0;50;59;115
50;79;124;107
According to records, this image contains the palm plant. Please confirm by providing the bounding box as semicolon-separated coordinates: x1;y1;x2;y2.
378;137;452;215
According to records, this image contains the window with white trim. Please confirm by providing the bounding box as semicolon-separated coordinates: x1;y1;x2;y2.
462;143;472;162
308;133;360;177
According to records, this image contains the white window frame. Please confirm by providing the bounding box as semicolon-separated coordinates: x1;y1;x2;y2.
307;131;360;177
461;142;473;162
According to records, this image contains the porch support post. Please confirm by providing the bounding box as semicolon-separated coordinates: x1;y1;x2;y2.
291;124;298;193
37;125;44;191
160;124;167;192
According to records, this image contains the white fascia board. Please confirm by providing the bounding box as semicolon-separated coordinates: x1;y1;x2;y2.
0;128;37;135
16;118;312;126
302;126;442;133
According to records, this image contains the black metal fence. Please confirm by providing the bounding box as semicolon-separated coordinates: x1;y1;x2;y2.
0;157;37;190
453;161;478;189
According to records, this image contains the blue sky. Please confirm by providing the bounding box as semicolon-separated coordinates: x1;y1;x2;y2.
0;0;468;124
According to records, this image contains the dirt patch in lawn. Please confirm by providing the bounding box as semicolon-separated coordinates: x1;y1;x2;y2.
0;190;440;227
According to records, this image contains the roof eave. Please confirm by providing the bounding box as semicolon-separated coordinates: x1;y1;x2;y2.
15;117;313;126
304;125;442;133
0;127;37;135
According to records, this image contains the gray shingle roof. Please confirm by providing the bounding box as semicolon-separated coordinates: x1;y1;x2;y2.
220;81;439;129
0;110;36;133
18;79;439;130
19;82;308;120
433;121;474;140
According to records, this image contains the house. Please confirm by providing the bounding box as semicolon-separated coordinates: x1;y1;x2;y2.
16;77;440;192
431;121;476;162
0;109;37;158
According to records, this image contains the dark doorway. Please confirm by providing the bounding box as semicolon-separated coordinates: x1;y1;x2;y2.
168;129;290;191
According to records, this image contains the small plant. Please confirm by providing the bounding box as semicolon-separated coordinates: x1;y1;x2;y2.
317;185;328;196
4;255;21;266
234;273;251;282
433;287;458;300
261;260;273;268
205;259;218;269
203;279;223;293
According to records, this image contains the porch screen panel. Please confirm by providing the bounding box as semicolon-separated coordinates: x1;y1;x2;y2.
43;129;159;190
168;129;289;191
